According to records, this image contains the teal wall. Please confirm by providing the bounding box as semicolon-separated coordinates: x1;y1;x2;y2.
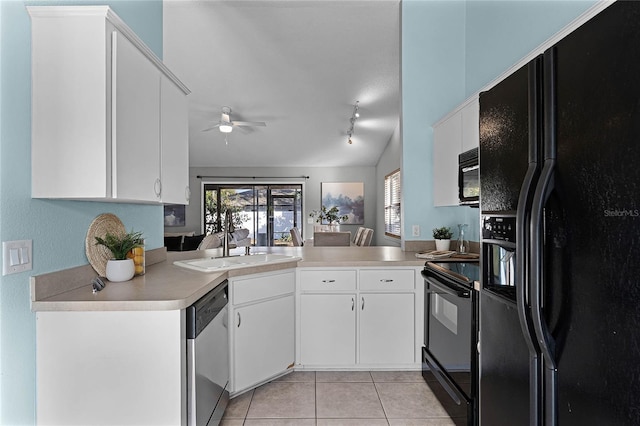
465;0;598;97
0;1;162;423
402;0;476;244
402;0;597;245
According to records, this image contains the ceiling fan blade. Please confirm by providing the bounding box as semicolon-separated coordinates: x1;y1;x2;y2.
232;121;266;127
202;123;221;132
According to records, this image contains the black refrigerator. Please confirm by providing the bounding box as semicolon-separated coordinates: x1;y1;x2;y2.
478;2;640;425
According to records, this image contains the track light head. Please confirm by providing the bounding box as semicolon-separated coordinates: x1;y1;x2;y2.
346;101;360;144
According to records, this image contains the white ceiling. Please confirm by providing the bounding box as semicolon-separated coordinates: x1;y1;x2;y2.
163;0;400;168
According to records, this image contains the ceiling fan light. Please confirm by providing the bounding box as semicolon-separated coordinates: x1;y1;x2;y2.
219;124;233;133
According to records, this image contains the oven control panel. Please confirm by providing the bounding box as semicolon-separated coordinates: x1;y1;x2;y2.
482;216;516;242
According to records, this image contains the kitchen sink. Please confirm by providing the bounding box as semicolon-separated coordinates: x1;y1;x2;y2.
174;254;300;273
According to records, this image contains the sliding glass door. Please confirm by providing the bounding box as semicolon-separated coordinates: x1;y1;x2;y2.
204;184;302;247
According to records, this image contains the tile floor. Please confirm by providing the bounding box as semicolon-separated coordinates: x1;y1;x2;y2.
220;370;458;426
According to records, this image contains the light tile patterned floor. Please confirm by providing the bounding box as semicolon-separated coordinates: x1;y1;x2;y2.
221;371;457;426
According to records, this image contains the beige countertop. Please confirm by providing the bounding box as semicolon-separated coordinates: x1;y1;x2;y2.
31;245;474;312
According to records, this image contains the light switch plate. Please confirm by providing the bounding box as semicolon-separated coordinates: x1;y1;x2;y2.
3;239;33;276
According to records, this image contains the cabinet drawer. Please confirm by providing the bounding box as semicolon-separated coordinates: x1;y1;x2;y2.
299;270;357;291
232;271;295;305
359;269;415;290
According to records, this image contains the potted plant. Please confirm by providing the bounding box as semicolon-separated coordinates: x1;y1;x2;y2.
309;205;349;231
95;230;144;282
433;226;453;251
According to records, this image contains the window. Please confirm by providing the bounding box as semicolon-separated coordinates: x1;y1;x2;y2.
203;184;302;247
384;169;401;238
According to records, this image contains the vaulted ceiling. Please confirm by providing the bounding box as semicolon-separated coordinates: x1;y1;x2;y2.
163;0;401;168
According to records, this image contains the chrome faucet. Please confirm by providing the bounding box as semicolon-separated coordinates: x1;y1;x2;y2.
222;209;232;257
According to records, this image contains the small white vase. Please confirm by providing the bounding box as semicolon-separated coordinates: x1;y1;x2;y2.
105;259;135;282
435;239;451;251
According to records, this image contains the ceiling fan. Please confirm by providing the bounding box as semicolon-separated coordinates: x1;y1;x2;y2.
202;106;266;133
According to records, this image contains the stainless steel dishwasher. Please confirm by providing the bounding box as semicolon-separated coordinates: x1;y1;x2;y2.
186;280;229;426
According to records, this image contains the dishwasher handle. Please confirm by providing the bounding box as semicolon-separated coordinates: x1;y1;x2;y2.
222;307;228;329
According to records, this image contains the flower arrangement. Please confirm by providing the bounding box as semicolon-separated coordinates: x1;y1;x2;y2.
432;226;453;240
309;205;349;225
95;230;144;260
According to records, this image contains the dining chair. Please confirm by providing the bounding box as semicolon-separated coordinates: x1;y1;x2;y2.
353;227;365;245
290;228;303;246
356;228;374;246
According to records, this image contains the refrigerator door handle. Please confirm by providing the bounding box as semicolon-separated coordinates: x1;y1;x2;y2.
530;159;559;426
529;47;559;426
515;55;544;426
516;162;542;426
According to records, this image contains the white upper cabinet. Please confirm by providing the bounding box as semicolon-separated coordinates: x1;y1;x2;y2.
433;112;462;207
28;6;190;204
432;97;479;207
160;76;191;204
461;98;480;153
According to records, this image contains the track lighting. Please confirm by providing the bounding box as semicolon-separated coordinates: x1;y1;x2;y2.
346;101;360;144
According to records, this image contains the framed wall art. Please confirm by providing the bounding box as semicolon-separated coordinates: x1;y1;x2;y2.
321;182;364;225
164;204;186;227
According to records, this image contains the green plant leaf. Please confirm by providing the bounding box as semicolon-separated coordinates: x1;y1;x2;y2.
95;229;143;260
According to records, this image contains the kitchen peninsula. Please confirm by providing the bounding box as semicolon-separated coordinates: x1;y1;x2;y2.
32;245;434;425
32;246;426;310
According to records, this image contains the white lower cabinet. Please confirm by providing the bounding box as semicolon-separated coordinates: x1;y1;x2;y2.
229;269;295;394
300;294;357;365
36;310;185;425
359;292;415;365
297;267;421;369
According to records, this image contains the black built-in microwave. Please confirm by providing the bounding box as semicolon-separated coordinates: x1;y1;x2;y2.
459;147;479;206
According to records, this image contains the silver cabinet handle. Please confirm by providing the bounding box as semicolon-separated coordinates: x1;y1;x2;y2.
237;312;241;328
322;279;336;283
351;297;355;311
185;186;191;203
380;279;394;283
154;178;162;198
361;297;365;310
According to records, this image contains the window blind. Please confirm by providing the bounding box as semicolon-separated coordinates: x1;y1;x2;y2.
384;169;401;238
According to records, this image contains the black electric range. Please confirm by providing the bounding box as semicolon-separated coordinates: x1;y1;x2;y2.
421;261;479;426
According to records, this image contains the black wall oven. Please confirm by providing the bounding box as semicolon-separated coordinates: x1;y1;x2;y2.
422;262;479;426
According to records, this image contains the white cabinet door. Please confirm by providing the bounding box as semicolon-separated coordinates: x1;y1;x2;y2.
160;75;190;204
359;292;415;365
233;295;295;392
112;31;161;202
300;294;356;366
461;98;480;153
433;113;462;206
30;12;109;199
